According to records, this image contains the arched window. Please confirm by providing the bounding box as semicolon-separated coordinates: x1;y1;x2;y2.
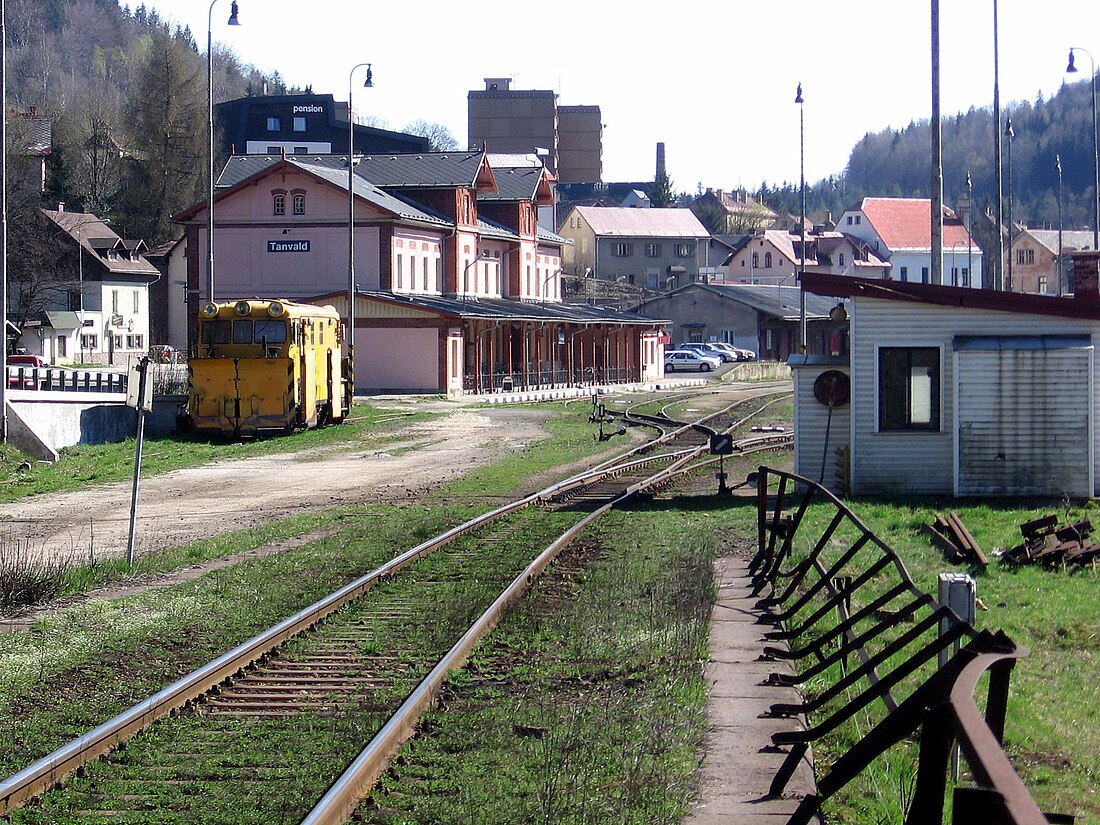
752;252;759;268
273;194;285;215
764;252;772;268
293;194;305;215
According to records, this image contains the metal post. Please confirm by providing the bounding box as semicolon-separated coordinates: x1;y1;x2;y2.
1068;47;1100;252
1057;155;1064;296
1005;117;1014;291
993;0;1004;290
796;83;806;352
966;170;973;287
1;0;7;442
125;357;151;566
348;64;373;396
207;0;240;306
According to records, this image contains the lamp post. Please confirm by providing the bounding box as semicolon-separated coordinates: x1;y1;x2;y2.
1005;116;1014;291
1057;154;1065;296
795;82;806;352
206;0;240;306
966;170;973;287
347;62;373;395
1067;47;1100;252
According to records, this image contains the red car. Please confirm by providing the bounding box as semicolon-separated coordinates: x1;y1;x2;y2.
7;354;49;389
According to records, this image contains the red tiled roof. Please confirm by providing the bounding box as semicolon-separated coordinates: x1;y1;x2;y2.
859;197;975;251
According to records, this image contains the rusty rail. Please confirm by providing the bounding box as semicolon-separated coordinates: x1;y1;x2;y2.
753;466;1069;825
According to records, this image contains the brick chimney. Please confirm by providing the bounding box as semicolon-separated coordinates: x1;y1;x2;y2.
1071;250;1100;302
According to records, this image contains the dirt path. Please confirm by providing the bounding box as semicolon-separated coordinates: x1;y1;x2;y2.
0;405;551;566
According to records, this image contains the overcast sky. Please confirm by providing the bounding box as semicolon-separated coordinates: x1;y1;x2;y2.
147;0;1099;192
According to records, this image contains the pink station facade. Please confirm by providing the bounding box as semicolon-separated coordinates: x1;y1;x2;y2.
174;152;666;395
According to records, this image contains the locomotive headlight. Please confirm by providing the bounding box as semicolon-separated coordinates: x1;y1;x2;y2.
268;301;285;317
234;301;251;316
201;302;219;317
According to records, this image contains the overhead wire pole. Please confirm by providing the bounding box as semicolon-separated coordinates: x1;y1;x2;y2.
347;62;373;403
930;0;944;285
795;83;806;352
1;0;7;441
993;0;1004;290
207;0;240;307
1067;48;1100;252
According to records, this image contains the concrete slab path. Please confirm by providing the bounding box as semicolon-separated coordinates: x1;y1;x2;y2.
684;553;821;824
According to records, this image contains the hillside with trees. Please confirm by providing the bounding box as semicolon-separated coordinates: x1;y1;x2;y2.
754;79;1100;234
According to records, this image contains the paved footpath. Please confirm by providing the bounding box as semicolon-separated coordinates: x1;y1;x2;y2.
684;554;821;824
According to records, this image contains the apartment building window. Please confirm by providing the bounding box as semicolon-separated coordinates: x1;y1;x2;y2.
396;255;403;289
1017;249;1025;265
855;215;862;224
847;216;853;225
645;243;661;257
273;194;286;215
81;334;98;350
111;290;119;313
921;267;930;283
1039;276;1048;293
899;266;909;280
614;243;632;257
133;290;140;313
293;194;306;215
294;146;307;154
1027;249;1035;264
266;117;280;131
293;116;307;132
879;346;940;431
676;243;692;257
126;334;144;350
962;268;970;287
266;146;280;154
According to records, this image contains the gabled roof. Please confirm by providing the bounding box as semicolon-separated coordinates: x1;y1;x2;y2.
855;197;976;252
479;165;553;204
633;282;839;321
801;270;1100;321
41;210;159;278
355;151;495;191
572;206;708;238
1021;228;1097;254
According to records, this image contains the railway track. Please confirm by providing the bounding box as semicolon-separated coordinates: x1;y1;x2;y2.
1;390;791;824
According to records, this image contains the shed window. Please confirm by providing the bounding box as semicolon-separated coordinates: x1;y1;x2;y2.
879;347;940;431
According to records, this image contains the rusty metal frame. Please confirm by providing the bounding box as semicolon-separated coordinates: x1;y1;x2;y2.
754;466;1066;825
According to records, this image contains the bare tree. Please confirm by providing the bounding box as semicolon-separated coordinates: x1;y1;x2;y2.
402;120;459;152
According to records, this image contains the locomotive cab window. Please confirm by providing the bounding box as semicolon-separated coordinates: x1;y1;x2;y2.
201;320;232;345
255;319;287;344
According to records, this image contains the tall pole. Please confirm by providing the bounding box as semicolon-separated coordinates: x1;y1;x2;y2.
1005;117;1014;291
993;0;1004;290
347;62;372;399
1068;48;1100;252
1057;154;1064;296
207;0;240;306
966;170;973;287
795;83;806;352
1;0;8;441
930;0;944;285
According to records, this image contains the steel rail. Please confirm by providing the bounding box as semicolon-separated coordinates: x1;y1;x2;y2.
301;431;782;825
0;399;786;815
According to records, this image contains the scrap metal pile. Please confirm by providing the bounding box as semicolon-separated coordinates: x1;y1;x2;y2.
923;512;988;566
999;514;1100;568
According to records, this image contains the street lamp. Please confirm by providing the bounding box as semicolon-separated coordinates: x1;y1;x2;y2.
795;82;806;352
347;61;373;394
1057;154;1065;296
207;0;240;307
1067;47;1100;252
1005;116;1014;291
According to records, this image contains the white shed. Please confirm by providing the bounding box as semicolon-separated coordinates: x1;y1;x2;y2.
797;257;1100;498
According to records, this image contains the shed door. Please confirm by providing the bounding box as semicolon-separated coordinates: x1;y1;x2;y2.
956;346;1093;497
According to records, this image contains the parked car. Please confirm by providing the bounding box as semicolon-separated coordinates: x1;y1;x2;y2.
664;349;721;372
7;354;50;389
679;342;735;363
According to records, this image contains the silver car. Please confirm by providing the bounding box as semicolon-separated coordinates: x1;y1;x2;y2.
664;349;721;372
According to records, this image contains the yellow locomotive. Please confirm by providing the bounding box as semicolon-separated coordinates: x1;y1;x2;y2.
187;298;349;438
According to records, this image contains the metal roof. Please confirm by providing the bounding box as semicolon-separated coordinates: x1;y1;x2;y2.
358;291;668;325
572;206;709;238
634;282;841;321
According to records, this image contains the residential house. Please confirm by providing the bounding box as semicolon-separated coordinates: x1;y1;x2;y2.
837;197;982;287
9;106;51;193
173;152;665;395
32;209;158;365
1008;228;1095;295
690;188;776;234
718;229;889;283
632;282;848;361
557;206;710;290
793;253;1100;497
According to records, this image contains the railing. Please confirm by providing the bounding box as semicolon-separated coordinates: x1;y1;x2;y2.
752;466;1070;825
5;364;189;396
462;366;641;394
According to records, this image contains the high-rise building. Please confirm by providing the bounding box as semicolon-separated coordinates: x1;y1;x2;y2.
468;78;602;184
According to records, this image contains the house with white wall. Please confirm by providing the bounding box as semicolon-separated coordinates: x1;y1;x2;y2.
837;197;982;288
793;253;1100;498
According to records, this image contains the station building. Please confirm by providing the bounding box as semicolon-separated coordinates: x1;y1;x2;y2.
173;150;665;395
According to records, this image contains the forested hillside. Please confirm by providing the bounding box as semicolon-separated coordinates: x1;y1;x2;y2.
757;79;1100;232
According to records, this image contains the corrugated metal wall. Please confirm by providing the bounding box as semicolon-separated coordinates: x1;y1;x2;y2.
956;346;1093;497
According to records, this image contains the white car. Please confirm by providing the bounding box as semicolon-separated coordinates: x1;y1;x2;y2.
664;349;721;372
